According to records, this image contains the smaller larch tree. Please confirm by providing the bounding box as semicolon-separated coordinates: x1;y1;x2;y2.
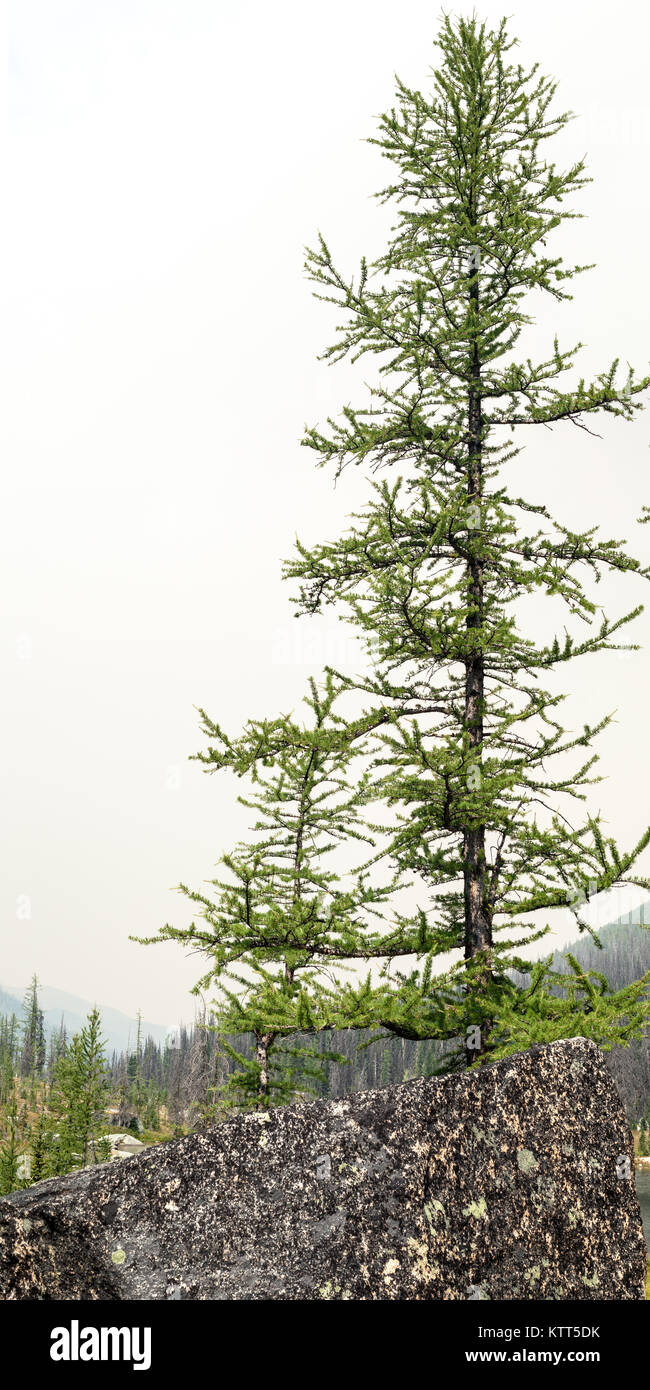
134;675;399;1108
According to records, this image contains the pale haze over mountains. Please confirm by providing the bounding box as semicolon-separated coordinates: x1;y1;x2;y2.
0;982;171;1055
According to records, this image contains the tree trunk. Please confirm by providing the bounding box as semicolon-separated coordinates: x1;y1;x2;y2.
255;1032;273;1108
463;235;492;1063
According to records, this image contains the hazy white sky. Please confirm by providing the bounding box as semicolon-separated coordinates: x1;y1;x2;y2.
3;0;650;1029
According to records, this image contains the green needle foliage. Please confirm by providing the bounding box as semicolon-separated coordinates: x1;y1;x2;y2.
134;676;399;1108
0;1093;25;1196
48;1007;109;1171
487;954;650;1060
282;13;650;1062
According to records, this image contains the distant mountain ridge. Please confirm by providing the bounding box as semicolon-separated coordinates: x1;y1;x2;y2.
0;983;171;1056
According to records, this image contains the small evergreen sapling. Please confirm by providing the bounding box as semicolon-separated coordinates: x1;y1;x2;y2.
135;676;397;1107
49;1008;109;1170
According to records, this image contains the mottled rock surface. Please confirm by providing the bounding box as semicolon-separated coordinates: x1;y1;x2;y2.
0;1037;645;1300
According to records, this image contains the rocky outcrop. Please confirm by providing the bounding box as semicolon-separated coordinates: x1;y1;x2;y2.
0;1037;645;1300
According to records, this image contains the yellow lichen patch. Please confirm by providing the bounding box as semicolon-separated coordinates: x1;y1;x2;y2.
407;1236;439;1285
318;1280;351;1300
424;1199;447;1227
463;1197;488;1220
382;1257;400;1284
517;1149;539;1175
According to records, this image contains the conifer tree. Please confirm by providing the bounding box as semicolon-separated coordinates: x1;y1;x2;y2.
135;675;394;1107
0;1091;24;1196
0;1014;19;1105
20;975;46;1078
281;12;650;1061
49;1008;109;1169
29;1110;51;1184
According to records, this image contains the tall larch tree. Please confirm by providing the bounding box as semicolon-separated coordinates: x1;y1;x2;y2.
284;13;650;1059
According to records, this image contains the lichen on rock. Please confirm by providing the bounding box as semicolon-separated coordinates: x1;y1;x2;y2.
0;1038;645;1300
